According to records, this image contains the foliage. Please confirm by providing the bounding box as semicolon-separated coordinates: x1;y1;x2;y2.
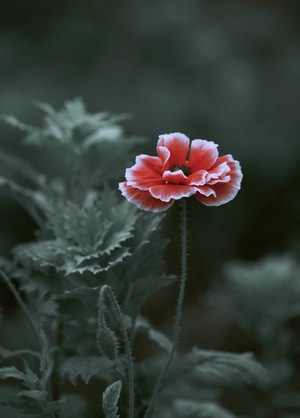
205;255;300;417
0;100;268;417
102;381;122;418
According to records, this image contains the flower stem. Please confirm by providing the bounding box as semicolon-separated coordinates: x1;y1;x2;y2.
144;198;188;418
103;285;135;418
0;268;42;349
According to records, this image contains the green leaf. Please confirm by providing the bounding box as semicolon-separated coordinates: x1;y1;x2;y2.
0;367;25;382
170;348;269;388
2;98;132;150
39;328;53;390
2;99;143;192
0;150;45;186
205;256;300;343
0;176;47;217
18;390;47;401
102;380;122;418
43;398;66;414
0;115;34;133
114;213;168;284
22;361;40;389
173;399;238;418
58;285;99;300
60;356;125;385
14;189;139;275
0;346;40;360
130;274;177;314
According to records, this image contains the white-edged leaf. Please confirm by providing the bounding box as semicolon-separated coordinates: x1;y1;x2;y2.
102;380;122;418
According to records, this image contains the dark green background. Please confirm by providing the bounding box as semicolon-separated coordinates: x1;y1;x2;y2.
1;0;300;350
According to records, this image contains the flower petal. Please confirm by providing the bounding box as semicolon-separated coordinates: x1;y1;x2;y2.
194;186;216;197
149;184;197;202
119;182;174;212
188;170;208;186
157;133;190;169
162;170;190;184
126;154;163;190
195;156;243;206
206;161;231;185
189;139;219;172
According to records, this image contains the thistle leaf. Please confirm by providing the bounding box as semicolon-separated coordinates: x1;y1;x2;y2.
59;356;125;385
102;380;122;418
14;189;139;275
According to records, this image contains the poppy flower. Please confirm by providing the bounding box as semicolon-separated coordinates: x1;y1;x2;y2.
119;132;242;212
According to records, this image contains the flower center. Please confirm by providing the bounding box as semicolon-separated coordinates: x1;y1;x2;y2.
169;164;191;176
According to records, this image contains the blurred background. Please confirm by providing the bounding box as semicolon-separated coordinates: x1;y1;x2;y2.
1;0;300;376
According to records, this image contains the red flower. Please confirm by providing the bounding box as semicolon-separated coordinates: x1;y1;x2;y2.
119;132;242;212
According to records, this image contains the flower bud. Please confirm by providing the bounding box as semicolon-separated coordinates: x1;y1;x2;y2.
97;326;118;360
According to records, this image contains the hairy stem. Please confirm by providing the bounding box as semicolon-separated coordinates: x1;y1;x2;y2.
0;268;42;348
144;199;188;418
103;285;135;418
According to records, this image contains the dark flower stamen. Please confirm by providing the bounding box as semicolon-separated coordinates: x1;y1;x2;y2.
170;164;191;176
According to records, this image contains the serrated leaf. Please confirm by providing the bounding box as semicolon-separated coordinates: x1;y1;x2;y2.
15;189;138;275
60;356;125;385
102;380;122;418
4;98;132;151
